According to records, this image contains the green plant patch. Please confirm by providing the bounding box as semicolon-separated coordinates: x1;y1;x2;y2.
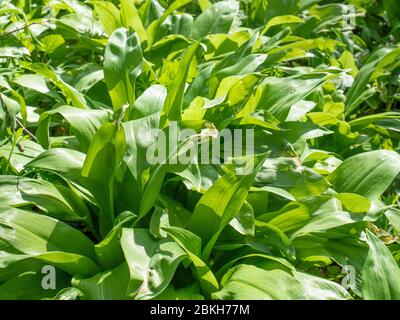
0;0;399;300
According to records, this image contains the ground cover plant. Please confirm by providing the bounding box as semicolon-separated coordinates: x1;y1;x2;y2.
0;0;399;300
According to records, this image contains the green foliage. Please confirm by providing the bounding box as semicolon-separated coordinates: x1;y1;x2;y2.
0;0;399;300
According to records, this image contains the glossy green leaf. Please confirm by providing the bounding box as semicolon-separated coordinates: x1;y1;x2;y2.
191;1;239;40
92;1;121;36
361;230;400;299
104;28;143;111
82;122;126;236
330;150;400;200
160;42;199;125
121;228;187;299
213;264;351;300
36;105;110;151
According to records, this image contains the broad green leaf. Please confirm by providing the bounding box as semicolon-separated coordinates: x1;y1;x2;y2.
95;211;136;270
123;113;160;183
146;0;192;46
258;195;367;239
230;202;255;236
1;0;399;302
198;0;212;12
121;228;187;299
257;72;338;122
104;28;143;111
345;47;400;115
162;226;219;293
255;157;329;199
50;287;83;300
0;251;100;279
349;112;400;131
261;15;304;35
21;63;88;109
0;176;90;222
92;1;121;36
0;206;99;278
120;0;147;43
0;140;44;172
137;126;202;220
72;263;130;300
208;33;263;97
0;270;70;300
82;122;126;236
25;148;85;183
160;42;199;126
213;264;351;300
294;231;369;295
0;93;20;121
145;34;192;67
130;84;167;120
14;74;51;94
73;66;104;94
264;0;300;20
0;205;96;257
189;154;266;259
385;209;400;234
36;105;110;151
154;283;204;300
